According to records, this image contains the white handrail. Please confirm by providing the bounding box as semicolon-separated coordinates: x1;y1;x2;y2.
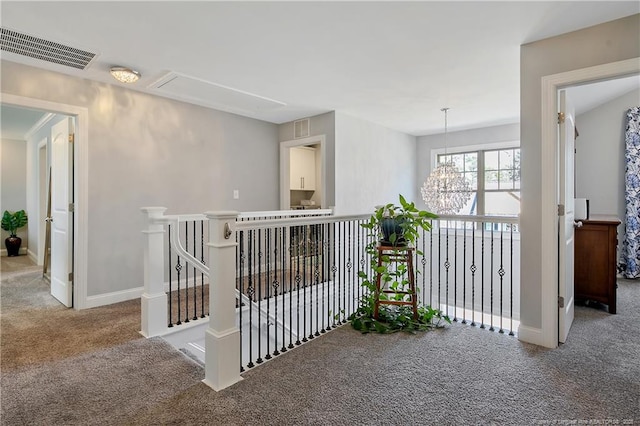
236;213;371;231
436;214;519;224
167;219;210;277
238;208;333;219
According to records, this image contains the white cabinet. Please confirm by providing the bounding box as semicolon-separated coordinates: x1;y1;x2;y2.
289;146;316;190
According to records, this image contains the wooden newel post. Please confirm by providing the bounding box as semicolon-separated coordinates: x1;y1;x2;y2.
140;207;168;338
203;211;242;391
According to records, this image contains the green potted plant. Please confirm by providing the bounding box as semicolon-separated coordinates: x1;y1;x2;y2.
2;210;28;257
349;195;450;333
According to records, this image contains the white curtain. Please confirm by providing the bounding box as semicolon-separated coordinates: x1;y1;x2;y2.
621;106;640;279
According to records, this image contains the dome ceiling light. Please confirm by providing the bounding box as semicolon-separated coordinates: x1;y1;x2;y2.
109;66;141;83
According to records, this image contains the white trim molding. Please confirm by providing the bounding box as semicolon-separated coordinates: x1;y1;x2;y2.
85;287;143;309
537;57;640;349
1;93;90;310
279;135;327;210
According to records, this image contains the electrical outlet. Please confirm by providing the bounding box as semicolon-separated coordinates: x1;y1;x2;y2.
233;190;239;199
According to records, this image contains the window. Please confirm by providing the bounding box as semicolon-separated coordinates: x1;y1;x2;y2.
436;147;520;217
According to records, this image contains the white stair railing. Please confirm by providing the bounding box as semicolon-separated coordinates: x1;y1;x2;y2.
141;208;332;339
142;207;520;392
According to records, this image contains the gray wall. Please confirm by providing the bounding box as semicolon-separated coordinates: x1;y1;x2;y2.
416;123;520;210
575;88;639;229
520;14;640;331
1;60;280;298
1;137;28;250
334;112;417;215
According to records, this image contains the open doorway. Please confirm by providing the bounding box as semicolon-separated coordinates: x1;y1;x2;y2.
1;93;88;309
539;57;640;346
280;135;327;211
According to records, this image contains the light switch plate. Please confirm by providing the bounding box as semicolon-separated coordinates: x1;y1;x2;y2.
233;190;239;199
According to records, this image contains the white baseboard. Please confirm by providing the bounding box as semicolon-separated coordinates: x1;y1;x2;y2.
27;249;40;265
83;279;211;309
517;324;555;348
0;247;28;257
85;287;144;308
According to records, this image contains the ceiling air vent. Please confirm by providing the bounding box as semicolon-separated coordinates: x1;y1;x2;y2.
0;27;96;70
294;118;310;139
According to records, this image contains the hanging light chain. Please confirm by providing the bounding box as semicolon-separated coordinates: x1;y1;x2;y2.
421;107;472;215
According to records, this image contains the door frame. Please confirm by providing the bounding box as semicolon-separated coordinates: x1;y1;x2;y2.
37;137;48;266
279;134;326;210
539;57;640;348
2;93;89;309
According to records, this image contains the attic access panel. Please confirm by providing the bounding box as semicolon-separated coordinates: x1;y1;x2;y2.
150;72;286;113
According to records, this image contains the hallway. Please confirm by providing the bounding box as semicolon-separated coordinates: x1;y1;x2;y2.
1;255;638;425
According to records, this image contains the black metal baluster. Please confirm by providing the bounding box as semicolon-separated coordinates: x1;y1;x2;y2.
470;223;477;327
498;226;505;334
509;225;515;336
168;224;173;327
480;223;485;329
333;223;342;327
256;229;264;364
287;226;294;351
176;252;182;325
308;225;315;340
200;220;206;318
345;221;352;323
438;224;442;312
247;230;255;368
302;225;308;343
184;222;189;324
265;228;272;360
421;227;427;307
282;227;289;353
314;224;320;337
462;222;467;324
192;221;197;321
453;225;458;322
272;228;280;357
321;224;327;334
327;223;335;331
308;224;316;339
295;227;302;346
359;221;366;319
238;230;245;372
430;220;434;308
445;224;450;318
489;225;495;332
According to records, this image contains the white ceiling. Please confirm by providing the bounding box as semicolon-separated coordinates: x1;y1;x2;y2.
1;1;638;138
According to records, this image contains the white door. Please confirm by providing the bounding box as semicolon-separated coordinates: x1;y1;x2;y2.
558;90;576;343
50;117;74;307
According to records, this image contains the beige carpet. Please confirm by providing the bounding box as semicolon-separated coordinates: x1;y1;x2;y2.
1;256;639;425
1;257;142;370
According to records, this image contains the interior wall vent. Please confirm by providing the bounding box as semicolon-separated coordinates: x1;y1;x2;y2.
294;118;310;139
0;27;96;70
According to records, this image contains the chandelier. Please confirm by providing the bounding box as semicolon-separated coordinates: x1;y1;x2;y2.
421;108;472;215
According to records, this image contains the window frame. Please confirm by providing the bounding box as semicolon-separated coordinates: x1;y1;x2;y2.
430;141;520;217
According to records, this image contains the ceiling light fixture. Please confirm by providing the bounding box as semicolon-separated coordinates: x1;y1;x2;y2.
109;66;140;83
421;107;472;215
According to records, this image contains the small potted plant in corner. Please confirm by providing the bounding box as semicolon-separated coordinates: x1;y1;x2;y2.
349;194;450;333
2;210;28;257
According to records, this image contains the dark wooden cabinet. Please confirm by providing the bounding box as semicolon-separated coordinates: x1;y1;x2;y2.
574;215;620;314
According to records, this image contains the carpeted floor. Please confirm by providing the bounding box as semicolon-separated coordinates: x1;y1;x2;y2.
1;256;638;425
